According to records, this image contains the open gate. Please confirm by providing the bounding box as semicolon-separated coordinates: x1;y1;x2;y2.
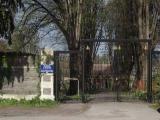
54;51;82;102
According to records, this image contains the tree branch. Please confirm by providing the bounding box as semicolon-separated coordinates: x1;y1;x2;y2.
31;0;69;41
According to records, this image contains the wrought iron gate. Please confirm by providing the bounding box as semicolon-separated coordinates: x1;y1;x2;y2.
81;39;152;103
54;39;152;103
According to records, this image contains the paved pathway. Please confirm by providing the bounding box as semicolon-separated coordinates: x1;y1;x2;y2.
0;102;159;120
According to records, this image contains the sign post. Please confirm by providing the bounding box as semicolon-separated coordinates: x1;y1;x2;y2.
40;49;55;100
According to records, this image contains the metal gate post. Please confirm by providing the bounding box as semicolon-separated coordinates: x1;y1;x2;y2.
147;41;152;103
54;52;59;101
82;45;86;103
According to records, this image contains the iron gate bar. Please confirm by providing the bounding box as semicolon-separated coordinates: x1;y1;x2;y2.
55;51;81;54
81;39;152;43
81;38;153;103
152;51;160;54
82;47;85;102
54;51;59;101
147;41;152;103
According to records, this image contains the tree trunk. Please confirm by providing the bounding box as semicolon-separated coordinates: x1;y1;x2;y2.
66;0;83;95
136;0;150;90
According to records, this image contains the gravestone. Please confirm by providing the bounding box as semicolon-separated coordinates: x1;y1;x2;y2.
40;48;55;100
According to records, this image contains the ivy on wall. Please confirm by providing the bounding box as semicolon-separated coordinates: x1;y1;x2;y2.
0;55;12;90
0;53;40;91
41;50;53;65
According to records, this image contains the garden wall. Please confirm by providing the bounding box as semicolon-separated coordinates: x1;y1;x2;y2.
0;52;40;100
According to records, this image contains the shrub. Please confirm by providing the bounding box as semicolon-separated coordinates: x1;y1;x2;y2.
134;91;147;101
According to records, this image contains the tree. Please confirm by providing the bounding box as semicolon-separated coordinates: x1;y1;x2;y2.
0;0;23;44
103;0;139;89
11;26;39;54
103;0;160;90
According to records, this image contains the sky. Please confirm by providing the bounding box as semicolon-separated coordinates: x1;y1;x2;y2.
15;9;68;51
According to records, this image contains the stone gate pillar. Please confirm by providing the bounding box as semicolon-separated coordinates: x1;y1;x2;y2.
40;48;55;100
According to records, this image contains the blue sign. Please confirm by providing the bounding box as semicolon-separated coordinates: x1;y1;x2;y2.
40;64;54;73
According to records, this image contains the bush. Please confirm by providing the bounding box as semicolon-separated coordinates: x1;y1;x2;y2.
134;91;147;101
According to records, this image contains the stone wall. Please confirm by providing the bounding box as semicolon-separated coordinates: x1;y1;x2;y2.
0;53;40;99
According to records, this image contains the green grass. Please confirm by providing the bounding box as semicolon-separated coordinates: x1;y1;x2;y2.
0;97;58;108
60;95;81;101
150;103;160;110
59;94;91;103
